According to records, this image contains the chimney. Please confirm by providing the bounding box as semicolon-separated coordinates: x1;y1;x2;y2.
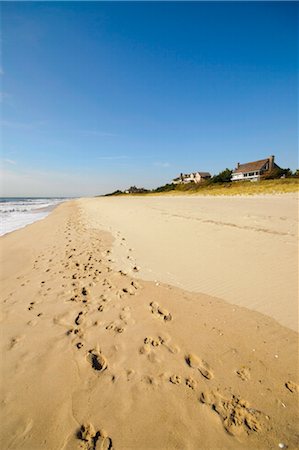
269;155;275;170
237;162;240;169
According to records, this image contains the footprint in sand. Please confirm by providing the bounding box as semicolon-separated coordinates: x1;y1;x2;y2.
156;333;180;353
117;285;136;297
118;270;127;277
236;367;251;381
27;318;38;327
170;374;182;385
87;350;108;372
130;280;141;290
185;353;213;380
140;335;179;357
75;311;85;325
146;336;162;346
67;327;84;339
125;369;136;382
68;294;79;303
285;381;299;393
9;335;24;349
142;336;164;351
119;310;131;324
185;377;197;390
150;302;172;322
139;345;150;355
199;390;263;436
103;279;114;290
142;375;159;386
82;287;88;296
105;322;125;334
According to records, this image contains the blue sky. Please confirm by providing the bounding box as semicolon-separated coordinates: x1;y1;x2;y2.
1;1;298;196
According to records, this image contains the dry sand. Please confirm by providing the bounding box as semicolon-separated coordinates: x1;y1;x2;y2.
80;194;298;331
0;197;298;450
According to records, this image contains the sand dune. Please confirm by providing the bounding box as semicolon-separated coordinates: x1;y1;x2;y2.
0;198;298;449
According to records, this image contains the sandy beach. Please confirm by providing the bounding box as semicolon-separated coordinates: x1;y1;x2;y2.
79;194;298;331
0;196;298;450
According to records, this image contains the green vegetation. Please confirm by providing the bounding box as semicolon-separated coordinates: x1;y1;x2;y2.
102;167;299;197
263;167;293;180
103;189;123;196
209;168;232;183
153;183;177;193
103;186;149;196
103;178;298;197
165;178;299;195
126;186;149;194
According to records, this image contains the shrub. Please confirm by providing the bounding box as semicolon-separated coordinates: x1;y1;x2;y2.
209;168;233;183
153;183;176;193
104;189;123;196
127;186;149;194
263;168;292;180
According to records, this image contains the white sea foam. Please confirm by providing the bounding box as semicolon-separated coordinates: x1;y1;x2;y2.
0;198;68;236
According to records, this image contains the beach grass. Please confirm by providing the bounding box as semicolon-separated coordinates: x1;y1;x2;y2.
122;178;299;197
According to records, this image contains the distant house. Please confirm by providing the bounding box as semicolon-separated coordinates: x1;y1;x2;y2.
125;186;149;194
231;155;280;182
172;172;211;184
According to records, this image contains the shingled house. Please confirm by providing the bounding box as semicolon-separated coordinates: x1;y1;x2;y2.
172;172;211;184
231;155;280;182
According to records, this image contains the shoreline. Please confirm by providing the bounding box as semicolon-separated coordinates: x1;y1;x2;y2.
0;198;71;237
0;199;298;449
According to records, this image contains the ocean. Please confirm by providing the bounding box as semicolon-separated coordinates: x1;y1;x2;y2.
0;197;69;236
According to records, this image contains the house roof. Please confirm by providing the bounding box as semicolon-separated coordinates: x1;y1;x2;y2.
196;172;211;177
173;171;211;180
233;158;269;174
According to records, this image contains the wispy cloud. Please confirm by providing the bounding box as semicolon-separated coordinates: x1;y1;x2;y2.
0;67;4;76
1;120;47;130
3;158;17;165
